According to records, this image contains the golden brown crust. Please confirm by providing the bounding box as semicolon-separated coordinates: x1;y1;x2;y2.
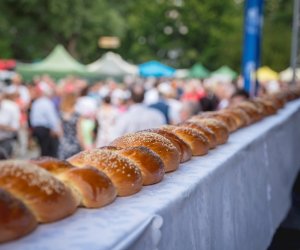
233;102;263;123
195;112;238;132
0;160;78;223
0;188;37;243
31;157;74;174
143;128;192;163
179;122;217;149
117;146;164;185
248;100;268;117
223;108;251;128
68;149;143;197
60;166;117;208
99;146;164;185
188;118;229;145
110;132;180;173
252;98;277;116
270;93;287;109
161;125;209;156
32;157;117;208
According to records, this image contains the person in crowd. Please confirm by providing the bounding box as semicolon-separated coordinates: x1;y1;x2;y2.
215;82;235;109
199;91;219;112
6;73;30;106
157;82;183;124
0;90;20;158
30;82;62;157
112;84;166;139
181;79;205;103
180;101;199;122
0;148;8;159
58;93;83;160
229;88;250;107
5;73;31;157
96;95;119;147
144;80;160;105
75;86;98;150
111;87;130;113
149;83;170;124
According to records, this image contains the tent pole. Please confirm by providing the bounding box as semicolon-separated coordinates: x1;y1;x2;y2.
291;0;300;84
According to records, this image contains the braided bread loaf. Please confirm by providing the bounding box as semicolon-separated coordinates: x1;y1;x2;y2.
110;132;180;172
0;160;78;223
99;146;165;185
31;157;117;208
143;128;192;163
0;188;37;243
68;149;143;196
161;125;210;156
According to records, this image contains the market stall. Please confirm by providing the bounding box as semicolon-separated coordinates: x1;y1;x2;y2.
16;45;89;80
139;61;175;78
87;52;138;77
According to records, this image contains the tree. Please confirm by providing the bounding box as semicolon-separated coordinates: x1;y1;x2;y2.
117;0;244;70
0;0;293;72
0;0;126;63
262;0;293;71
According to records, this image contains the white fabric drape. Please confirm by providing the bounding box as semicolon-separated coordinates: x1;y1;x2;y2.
2;100;300;250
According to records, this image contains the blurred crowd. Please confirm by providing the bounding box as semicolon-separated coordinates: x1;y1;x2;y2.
0;73;291;160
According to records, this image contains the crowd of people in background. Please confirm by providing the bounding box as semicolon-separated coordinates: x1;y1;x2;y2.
0;73;290;160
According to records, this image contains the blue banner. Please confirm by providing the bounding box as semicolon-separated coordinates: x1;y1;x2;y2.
242;0;264;97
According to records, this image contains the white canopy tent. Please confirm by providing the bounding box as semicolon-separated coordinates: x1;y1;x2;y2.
174;69;189;78
87;52;138;77
279;67;300;82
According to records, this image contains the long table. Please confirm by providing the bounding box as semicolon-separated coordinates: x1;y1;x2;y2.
2;100;300;250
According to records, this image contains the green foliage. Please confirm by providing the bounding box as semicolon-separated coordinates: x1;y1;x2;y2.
0;0;293;71
0;0;125;63
262;0;293;71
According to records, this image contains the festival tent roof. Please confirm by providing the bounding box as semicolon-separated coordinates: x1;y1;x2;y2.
256;66;279;82
87;52;138;76
174;69;189;78
279;67;300;82
189;63;210;78
0;59;16;70
210;66;237;81
139;61;175;77
17;45;88;79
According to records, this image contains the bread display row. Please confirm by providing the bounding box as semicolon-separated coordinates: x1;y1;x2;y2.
1;86;300;243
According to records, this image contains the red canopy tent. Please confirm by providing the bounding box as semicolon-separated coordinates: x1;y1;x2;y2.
0;59;16;70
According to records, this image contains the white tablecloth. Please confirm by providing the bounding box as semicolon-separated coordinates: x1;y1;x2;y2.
2;100;300;250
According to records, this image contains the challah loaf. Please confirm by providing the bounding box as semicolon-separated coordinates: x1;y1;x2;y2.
196;112;238;132
161;125;210;156
234;102;263;123
0;160;78;223
179;122;217;149
188;118;229;145
252;98;277;116
99;146;165;185
0;188;37;243
143;128;192;163
110;132;180;172
68;149;143;196
221;109;250;128
31;157;117;208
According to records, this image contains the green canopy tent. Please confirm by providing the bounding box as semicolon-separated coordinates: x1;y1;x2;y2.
210;65;237;81
17;45;92;80
189;63;210;78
